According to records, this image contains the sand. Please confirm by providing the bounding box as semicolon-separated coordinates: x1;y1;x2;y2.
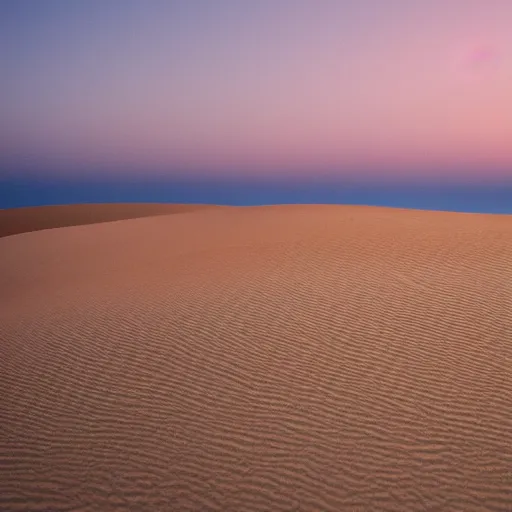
0;202;220;238
0;203;511;511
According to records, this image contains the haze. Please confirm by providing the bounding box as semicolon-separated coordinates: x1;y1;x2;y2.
1;0;511;179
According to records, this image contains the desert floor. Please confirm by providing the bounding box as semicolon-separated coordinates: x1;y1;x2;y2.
1;203;511;511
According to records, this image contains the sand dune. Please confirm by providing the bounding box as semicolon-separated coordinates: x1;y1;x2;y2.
0;204;511;511
0;202;221;238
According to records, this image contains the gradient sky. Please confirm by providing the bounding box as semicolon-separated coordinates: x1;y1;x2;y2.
1;0;511;186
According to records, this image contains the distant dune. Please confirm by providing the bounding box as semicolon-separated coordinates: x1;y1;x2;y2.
0;202;221;238
0;204;511;511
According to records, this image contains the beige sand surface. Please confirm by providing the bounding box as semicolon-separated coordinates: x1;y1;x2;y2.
0;204;511;511
0;202;220;238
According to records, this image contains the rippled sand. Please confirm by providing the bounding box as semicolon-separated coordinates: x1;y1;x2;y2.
1;204;511;511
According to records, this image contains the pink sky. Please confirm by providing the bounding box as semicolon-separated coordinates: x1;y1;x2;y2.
1;0;511;181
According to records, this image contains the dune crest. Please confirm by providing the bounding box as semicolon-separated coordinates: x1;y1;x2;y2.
1;205;511;511
0;202;222;238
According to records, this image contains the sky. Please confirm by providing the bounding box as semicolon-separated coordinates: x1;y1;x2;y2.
1;0;511;211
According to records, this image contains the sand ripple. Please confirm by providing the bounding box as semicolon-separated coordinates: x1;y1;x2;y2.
1;205;511;511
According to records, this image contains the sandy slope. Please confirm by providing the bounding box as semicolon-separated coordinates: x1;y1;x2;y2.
0;202;221;238
0;204;511;511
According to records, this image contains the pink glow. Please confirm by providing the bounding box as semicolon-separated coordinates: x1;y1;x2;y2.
1;1;511;181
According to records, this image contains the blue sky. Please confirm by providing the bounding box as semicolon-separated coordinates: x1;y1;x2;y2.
2;174;511;214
